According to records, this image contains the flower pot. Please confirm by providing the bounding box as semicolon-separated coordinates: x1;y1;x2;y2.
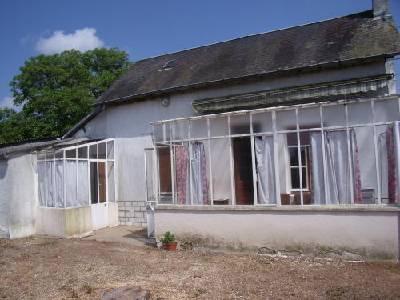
163;242;178;251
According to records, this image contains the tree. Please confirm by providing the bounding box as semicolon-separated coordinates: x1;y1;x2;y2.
0;48;130;144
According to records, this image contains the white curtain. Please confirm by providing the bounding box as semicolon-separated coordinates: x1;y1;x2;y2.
255;136;276;204
311;129;361;204
37;162;47;206
310;132;325;204
65;160;77;207
46;161;55;207
77;161;89;206
190;142;209;205
55;160;64;207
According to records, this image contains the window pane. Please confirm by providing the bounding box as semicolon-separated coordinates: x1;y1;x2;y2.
252;111;273;133
289;147;298;166
55;150;64;159
89;145;97;159
190;118;208;139
65;149;76;159
65;161;77;207
98;162;106;203
299;106;321;128
46;161;55;207
78;146;88;159
90;162;98;204
374;98;399;122
77;161;89;206
153;123;163;142
323;104;346;127
106;141;114;159
210;116;228;137
55;160;64;207
291;168;300;189
210;138;232;205
230;113;250;134
37;162;46;206
348;101;373;125
98;142;106;159
276;109;296;131
172;119;189;141
107;162;115;202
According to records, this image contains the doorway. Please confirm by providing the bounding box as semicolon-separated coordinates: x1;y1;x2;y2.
232;137;254;205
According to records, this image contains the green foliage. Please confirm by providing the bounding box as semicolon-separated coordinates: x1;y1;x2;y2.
0;48;130;144
160;231;176;244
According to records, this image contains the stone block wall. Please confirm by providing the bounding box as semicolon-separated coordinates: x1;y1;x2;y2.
118;200;147;227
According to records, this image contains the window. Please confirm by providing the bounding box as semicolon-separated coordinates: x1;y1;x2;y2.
150;98;400;207
37;140;115;208
288;145;310;191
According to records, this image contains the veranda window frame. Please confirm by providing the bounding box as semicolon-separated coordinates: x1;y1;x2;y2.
151;96;400;207
37;139;116;208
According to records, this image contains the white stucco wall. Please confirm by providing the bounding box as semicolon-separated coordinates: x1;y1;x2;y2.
155;207;400;259
71;61;392;225
0;154;37;238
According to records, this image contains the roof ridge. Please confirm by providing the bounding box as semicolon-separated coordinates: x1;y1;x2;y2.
131;10;373;64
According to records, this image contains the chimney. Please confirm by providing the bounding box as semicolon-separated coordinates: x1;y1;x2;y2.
373;0;390;18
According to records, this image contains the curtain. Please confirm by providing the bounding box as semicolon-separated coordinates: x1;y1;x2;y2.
45;161;55;207
175;145;189;204
190;142;209;205
77;161;89;206
387;122;400;204
310;132;324;204
255;136;276;204
326;130;361;204
37;162;47;206
65;160;77;207
55;160;64;207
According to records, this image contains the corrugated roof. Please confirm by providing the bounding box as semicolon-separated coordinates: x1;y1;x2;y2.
96;10;400;105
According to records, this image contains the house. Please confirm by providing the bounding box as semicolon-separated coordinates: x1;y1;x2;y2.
1;0;400;259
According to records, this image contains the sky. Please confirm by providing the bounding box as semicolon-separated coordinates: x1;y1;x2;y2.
0;0;399;108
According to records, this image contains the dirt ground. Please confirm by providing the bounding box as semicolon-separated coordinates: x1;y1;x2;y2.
0;233;400;300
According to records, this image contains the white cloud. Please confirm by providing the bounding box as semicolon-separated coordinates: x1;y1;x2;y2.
36;28;104;54
0;96;14;108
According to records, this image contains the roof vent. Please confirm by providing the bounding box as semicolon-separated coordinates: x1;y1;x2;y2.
373;0;390;18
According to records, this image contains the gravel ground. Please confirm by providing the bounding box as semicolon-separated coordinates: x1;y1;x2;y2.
0;236;399;299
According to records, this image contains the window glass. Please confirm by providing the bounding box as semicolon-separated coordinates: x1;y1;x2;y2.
65;149;76;159
374;98;399;122
98;142;106;159
299;106;321;128
172;119;189;141
210;116;228;137
106;141;114;159
252;111;273;133
230;113;250;134
190;118;208;139
323;104;346;127
89;144;97;159
276;109;296;131
78;146;88;159
90;162;98;204
348;101;373;125
98;162;106;203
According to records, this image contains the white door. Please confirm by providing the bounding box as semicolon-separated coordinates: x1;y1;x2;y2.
90;161;109;230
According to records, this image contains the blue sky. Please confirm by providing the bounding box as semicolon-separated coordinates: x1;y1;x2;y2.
0;0;399;108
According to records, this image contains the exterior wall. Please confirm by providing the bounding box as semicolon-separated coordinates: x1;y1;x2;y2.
73;61;391;226
36;204;118;237
0;154;37;238
154;207;400;259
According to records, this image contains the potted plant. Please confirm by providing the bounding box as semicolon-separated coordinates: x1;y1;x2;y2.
160;231;177;251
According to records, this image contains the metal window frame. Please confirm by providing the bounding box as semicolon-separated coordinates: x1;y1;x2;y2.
150;96;399;208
